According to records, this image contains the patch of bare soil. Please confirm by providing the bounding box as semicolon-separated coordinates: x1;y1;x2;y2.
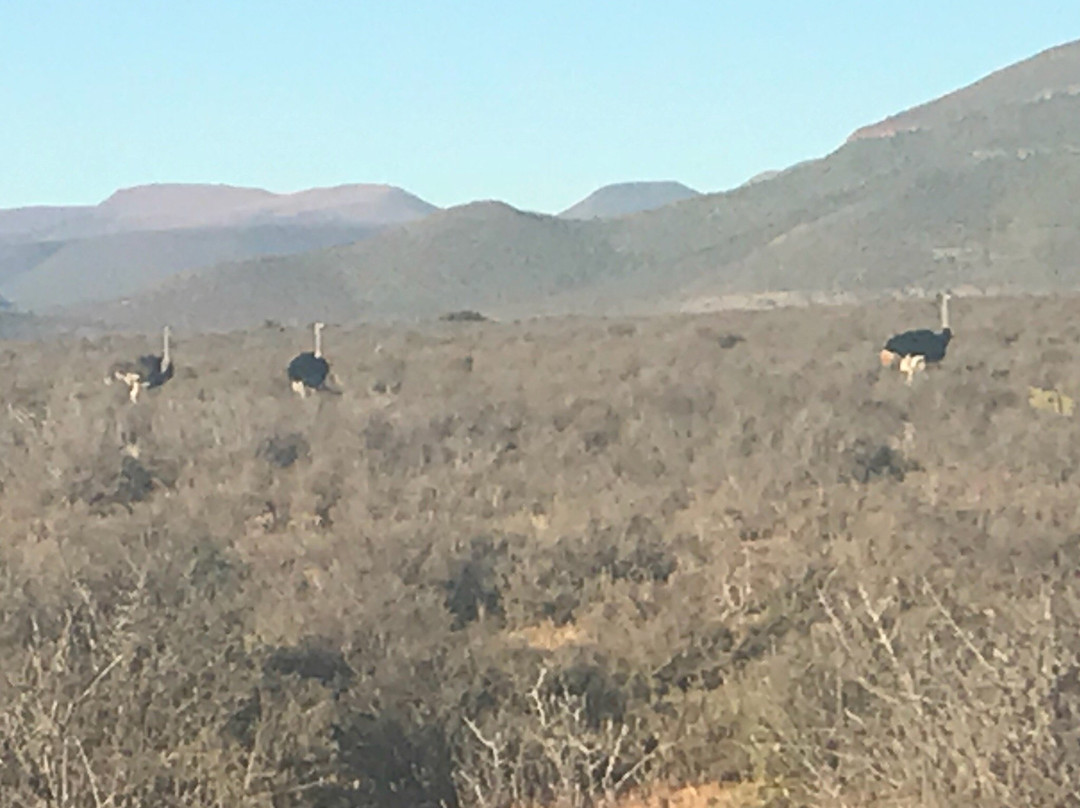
603;780;766;807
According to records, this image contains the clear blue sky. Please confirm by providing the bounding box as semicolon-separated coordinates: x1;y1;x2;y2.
2;2;1076;213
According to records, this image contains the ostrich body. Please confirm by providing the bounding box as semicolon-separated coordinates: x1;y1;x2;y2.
288;322;331;397
880;293;952;384
109;326;174;403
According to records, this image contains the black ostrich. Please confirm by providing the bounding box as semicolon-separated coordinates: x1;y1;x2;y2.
288;322;331;397
108;326;174;403
880;292;952;384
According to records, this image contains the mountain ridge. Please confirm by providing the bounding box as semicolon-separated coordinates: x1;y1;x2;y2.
558;181;701;220
848;39;1080;142
1;182;439;241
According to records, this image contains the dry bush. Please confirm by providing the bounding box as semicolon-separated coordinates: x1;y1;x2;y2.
455;668;656;808
2;295;1080;806
743;563;1080;807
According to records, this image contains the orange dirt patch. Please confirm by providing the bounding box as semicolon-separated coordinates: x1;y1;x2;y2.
508;619;592;651
509;781;765;808
604;781;764;808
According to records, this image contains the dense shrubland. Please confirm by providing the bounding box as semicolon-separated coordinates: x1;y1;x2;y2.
3;295;1080;806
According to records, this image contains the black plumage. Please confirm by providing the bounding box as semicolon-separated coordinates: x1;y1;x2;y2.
288;352;330;390
880;292;953;381
136;353;175;389
288;322;332;396
884;327;952;364
109;326;173;402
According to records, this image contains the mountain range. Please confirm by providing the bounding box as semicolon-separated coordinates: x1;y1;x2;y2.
0;180;702;315
0;182;438;241
0;184;438;311
6;39;1080;333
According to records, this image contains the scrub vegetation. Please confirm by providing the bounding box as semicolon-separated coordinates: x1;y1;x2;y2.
3;294;1080;807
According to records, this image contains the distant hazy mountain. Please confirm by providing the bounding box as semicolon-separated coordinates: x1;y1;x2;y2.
50;39;1080;331
558;182;701;219
0;183;439;311
0;183;438;241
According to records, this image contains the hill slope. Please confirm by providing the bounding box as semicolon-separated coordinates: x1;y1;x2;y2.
4;222;383;311
84;202;638;331
849;39;1080;141
601;90;1080;310
558;181;701;220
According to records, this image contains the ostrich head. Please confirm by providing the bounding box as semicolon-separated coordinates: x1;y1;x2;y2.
313;322;325;358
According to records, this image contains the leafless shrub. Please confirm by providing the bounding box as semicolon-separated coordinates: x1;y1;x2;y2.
455;668;660;808
0;571;267;808
763;577;1080;807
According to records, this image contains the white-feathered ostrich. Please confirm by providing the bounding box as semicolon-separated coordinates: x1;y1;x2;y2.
880;292;952;384
108;326;174;403
288;322;331;397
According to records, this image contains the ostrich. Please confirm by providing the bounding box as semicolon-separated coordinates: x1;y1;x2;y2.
880;292;952;384
288;322;331;397
108;326;174;403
